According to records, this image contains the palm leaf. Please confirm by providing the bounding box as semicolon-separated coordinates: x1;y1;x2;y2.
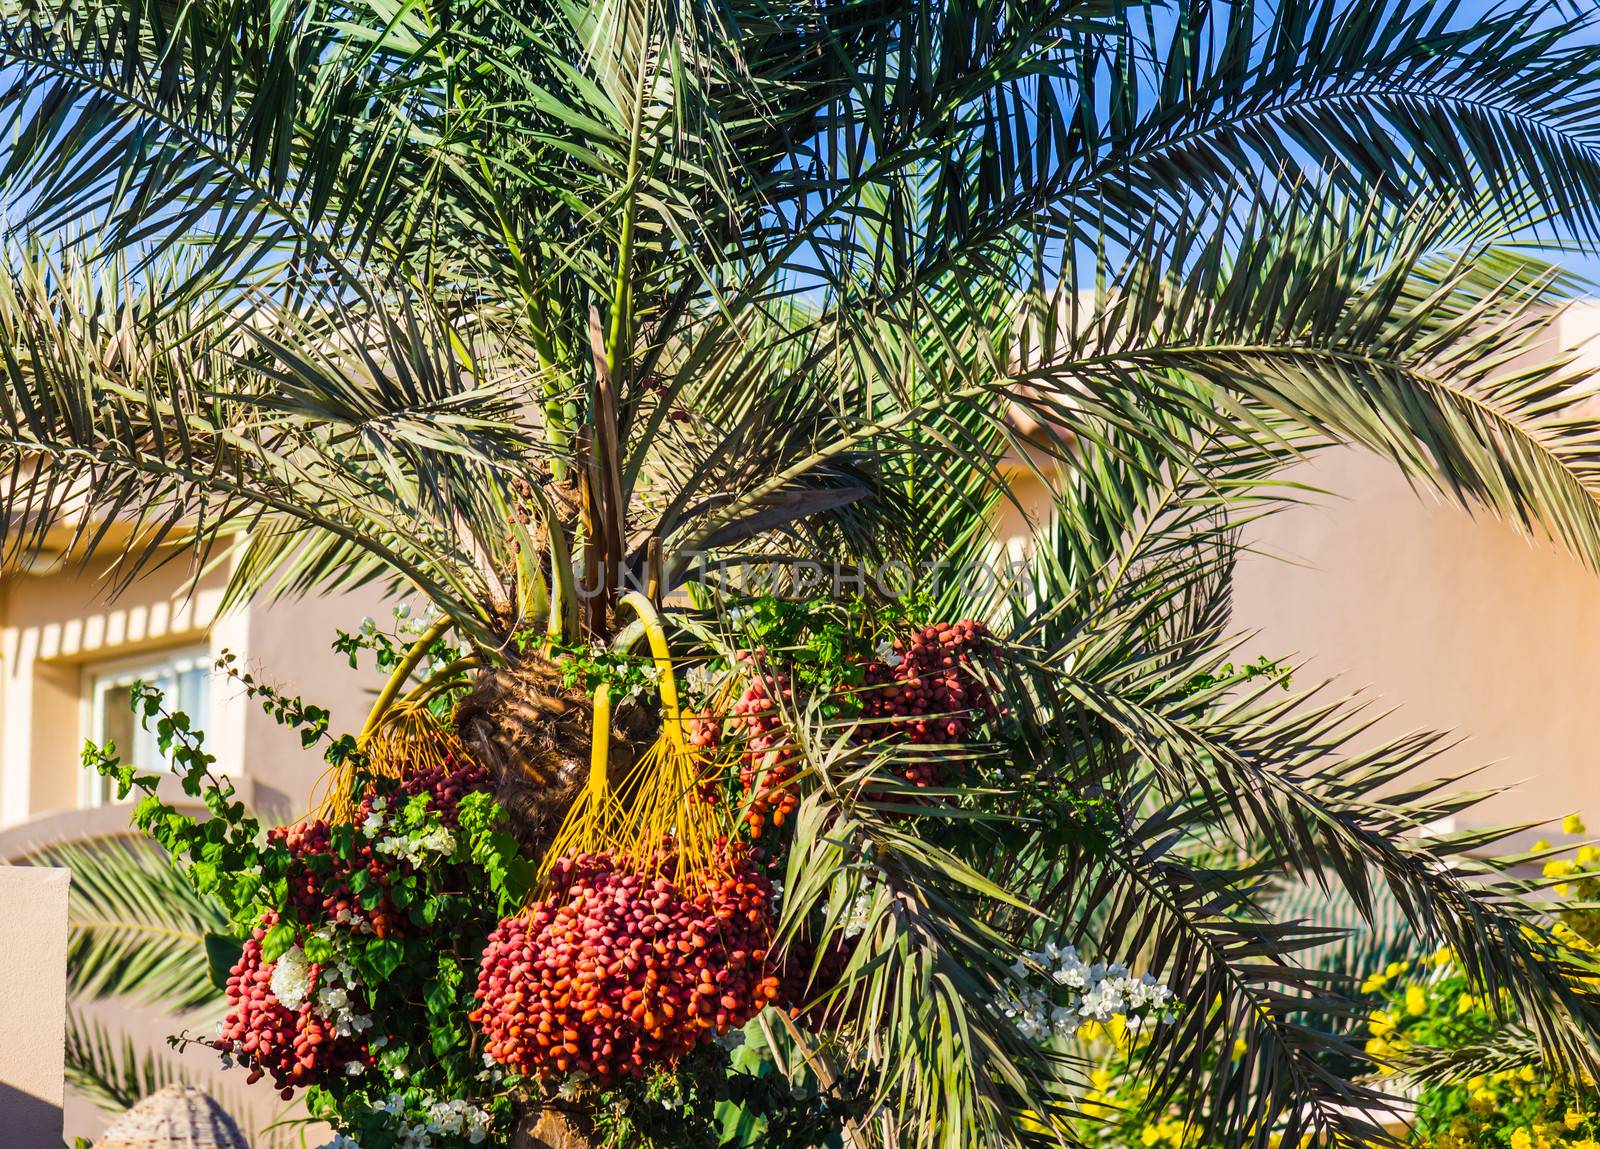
29;835;226;1012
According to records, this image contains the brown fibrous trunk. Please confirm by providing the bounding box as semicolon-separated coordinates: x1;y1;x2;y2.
452;651;654;851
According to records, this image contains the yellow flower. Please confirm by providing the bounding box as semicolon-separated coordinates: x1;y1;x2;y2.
1091;1068;1114;1092
1581;845;1600;866
1568;1109;1587;1131
1430;946;1455;967
1360;971;1389;993
1141;1126;1163;1147
1457;993;1478;1015
1535;839;1553;852
1470;1090;1497;1116
1368;1009;1396;1036
1572;1140;1600;1149
1405;985;1427;1016
1232;1037;1249;1060
1511;1126;1533;1149
1520;1065;1538;1083
1545;859;1577;880
1466;1076;1487;1092
1385;960;1409;978
1566;813;1587;835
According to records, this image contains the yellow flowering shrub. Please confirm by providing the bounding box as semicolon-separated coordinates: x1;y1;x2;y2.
1364;827;1600;1149
1070;824;1600;1149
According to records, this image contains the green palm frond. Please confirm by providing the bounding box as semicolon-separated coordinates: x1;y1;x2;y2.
0;249;538;637
63;1008;188;1114
1034;187;1600;573
31;836;226;1012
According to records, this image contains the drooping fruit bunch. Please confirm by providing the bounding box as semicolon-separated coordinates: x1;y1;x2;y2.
472;848;781;1082
214;915;371;1098
729;669;800;836
270;758;492;937
860;619;997;785
693;618;1000;822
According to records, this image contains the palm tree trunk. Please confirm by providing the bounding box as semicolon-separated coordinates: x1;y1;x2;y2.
454;651;656;847
512;1107;594;1149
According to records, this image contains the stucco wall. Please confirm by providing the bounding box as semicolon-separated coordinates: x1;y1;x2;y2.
0;864;68;1147
239;582;393;817
1231;447;1600;830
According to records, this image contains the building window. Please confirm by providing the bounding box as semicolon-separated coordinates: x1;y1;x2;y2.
84;647;211;806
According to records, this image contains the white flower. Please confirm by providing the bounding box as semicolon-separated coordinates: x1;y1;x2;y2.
1000;940;1177;1044
841;881;880;938
344;1060;366;1076
375;825;456;867
874;638;904;668
270;946;313;1011
318;1136;362;1149
684;662;717;699
419;1099;493;1145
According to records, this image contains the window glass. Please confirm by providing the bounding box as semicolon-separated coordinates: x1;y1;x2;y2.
86;649;210;806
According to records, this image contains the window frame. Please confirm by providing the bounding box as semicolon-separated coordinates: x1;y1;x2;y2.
81;644;212;808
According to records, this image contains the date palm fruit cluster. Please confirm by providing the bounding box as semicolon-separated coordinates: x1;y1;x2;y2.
701;620;998;832
213;914;371;1098
212;760;493;1096
860;619;997;785
471;848;781;1081
729;669;799;837
272;759;491;937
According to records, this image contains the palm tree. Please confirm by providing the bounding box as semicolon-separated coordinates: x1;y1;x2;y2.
7;1;1600;1145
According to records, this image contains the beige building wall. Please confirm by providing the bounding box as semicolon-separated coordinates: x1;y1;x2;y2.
997;301;1600;835
1230;447;1600;830
0;864;68;1146
1228;302;1600;831
0;547;390;844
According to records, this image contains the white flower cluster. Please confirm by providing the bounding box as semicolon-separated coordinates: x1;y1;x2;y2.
361;794;389;836
842;887;877;938
373;1094;493;1147
999;943;1175;1043
683;661;719;701
270;944;315;1010
318;1136;362;1149
375;823;456;866
270;939;374;1040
